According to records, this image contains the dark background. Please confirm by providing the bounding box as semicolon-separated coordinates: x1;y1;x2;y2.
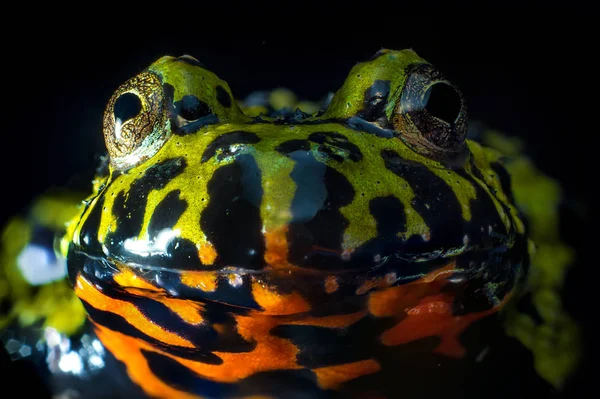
1;13;591;398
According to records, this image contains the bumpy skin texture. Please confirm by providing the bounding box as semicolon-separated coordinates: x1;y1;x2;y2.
51;49;541;398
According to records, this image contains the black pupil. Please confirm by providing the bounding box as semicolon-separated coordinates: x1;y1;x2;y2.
423;83;462;124
114;92;142;122
180;95;211;120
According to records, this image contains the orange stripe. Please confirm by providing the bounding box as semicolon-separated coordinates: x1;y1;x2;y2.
367;261;456;317
172;313;301;382
124;287;205;325
75;275;195;348
251;279;311;315
94;324;201;399
263;226;290;268
113;268;160;291
114;269;204;325
180;271;218;292
198;242;217;265
380;293;499;357
313;359;381;389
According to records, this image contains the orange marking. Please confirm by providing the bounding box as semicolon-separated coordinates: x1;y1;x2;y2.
251;279;311;315
314;359;381;389
74;275;195;348
198;242;217;265
324;276;339;293
367;262;457;317
175;313;301;382
125;288;205;326
368;283;431;318
180;271;218;292
113;268;160;291
263;226;313;275
264;225;290;267
288;311;367;328
380;293;499;357
94;324;200;399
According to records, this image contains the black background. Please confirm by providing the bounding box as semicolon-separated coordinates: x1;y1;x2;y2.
1;11;591;398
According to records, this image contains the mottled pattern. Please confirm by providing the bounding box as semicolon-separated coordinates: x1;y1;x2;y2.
64;49;530;398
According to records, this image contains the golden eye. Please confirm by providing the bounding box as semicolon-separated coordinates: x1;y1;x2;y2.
103;71;169;170
393;64;468;165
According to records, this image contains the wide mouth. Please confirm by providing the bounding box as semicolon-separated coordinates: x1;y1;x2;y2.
68;233;522;315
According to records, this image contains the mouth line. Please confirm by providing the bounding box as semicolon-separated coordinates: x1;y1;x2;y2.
75;238;507;283
70;234;522;314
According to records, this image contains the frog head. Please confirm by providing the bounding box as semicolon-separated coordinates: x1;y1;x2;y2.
67;49;526;309
63;53;529;397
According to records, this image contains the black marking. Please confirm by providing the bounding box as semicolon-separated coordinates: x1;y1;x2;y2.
147;190;188;239
170;94;219;135
287;151;326;224
287;164;355;270
174;55;205;68
369;196;406;237
272;316;379;368
113;92;142;122
162;83;175;106
103;158;206;270
455;166;509;242
77;194;106;256
82;302;223;364
216;85;232;108
142;349;237;397
308;131;363;162
467;159;515;242
101;289;255;353
275;139;311;154
490;161;516;204
175;114;220;135
381;149;465;251
177;95;211;121
111;157;186;240
201;131;261;163
201;156;265;269
357;80;391;125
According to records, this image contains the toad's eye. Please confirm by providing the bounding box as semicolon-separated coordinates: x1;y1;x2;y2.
392;64;468;166
103;72;170;170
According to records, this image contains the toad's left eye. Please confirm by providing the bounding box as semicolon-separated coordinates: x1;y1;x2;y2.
392;64;468;165
103;72;170;170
